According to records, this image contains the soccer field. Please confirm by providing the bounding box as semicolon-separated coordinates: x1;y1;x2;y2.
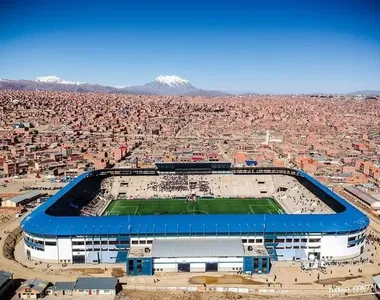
103;198;284;216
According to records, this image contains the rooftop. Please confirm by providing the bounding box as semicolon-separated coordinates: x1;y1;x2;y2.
74;277;118;290
17;278;49;293
344;186;380;206
0;270;13;288
51;281;76;291
151;237;244;258
7;191;42;204
243;244;269;256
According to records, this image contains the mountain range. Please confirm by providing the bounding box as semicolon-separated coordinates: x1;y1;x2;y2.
0;75;231;97
0;76;379;96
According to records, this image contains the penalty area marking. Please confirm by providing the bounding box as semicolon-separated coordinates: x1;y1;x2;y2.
110;205;139;216
249;204;274;214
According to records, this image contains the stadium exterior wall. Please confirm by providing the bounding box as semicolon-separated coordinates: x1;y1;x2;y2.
21;167;369;269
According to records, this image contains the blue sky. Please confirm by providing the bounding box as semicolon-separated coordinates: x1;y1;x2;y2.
0;0;379;93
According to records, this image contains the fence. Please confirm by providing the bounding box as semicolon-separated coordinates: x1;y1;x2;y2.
123;284;330;296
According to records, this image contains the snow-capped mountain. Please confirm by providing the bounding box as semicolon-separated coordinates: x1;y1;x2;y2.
123;75;197;95
0;75;231;96
155;75;191;87
36;76;86;85
122;75;231;96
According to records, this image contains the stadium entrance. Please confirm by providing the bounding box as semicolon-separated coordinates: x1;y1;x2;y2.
178;263;190;272
205;262;218;272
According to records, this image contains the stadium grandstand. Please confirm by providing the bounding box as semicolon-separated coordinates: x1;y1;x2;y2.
21;163;369;276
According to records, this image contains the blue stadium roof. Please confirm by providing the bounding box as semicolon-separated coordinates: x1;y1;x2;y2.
21;169;369;237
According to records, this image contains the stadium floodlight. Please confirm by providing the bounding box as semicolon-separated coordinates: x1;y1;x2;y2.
345;222;352;233
333;223;339;234
291;223;296;236
283;223;288;235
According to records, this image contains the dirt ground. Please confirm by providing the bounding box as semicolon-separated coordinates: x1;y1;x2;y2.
189;275;264;285
117;290;377;300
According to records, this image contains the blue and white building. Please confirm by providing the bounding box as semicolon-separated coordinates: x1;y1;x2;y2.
21;164;369;276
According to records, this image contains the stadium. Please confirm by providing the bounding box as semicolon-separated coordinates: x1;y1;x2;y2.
21;163;369;276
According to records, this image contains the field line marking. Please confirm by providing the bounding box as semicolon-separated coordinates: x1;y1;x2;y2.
268;200;281;214
271;199;282;214
121;205;139;215
133;206;139;216
248;204;256;214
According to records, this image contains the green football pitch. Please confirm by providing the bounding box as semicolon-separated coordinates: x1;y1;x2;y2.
103;198;284;216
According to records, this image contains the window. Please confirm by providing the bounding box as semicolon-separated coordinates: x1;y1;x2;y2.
293;246;300;249
139;240;146;244
275;239;284;243
309;238;321;243
93;241;100;245
293;239;300;242
45;241;56;246
101;241;108;245
256;239;263;243
242;239;247;243
72;241;84;246
264;239;273;243
301;238;307;243
86;241;93;245
109;241;119;245
132;240;138;244
286;239;292;243
348;236;356;241
147;240;153;244
248;239;255;243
